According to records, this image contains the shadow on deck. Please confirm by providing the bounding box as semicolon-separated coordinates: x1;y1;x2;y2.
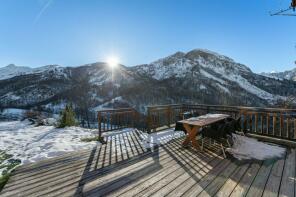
0;129;295;197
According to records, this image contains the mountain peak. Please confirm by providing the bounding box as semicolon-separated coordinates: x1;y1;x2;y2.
170;51;185;58
185;48;234;62
6;64;17;68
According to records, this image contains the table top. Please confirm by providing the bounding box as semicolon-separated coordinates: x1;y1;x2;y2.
178;113;230;127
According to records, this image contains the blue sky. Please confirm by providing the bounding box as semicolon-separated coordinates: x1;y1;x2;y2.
0;0;295;73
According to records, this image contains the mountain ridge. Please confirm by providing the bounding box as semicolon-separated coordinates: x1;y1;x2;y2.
1;49;296;114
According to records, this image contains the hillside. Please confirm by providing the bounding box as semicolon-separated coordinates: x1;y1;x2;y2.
261;68;296;81
1;49;296;115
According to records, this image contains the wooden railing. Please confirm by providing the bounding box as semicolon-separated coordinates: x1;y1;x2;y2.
98;108;137;137
97;104;296;141
147;104;296;141
97;107;149;137
147;104;184;132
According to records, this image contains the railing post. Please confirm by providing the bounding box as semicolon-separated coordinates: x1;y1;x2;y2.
98;112;101;137
98;111;106;143
147;107;152;133
132;109;136;128
167;106;172;128
206;106;210;114
255;113;258;133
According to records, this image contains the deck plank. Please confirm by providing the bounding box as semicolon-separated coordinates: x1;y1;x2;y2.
105;138;209;197
37;140;182;197
85;139;212;196
262;154;286;197
215;162;250;197
245;160;274;197
197;160;239;197
279;149;295;197
230;162;262;197
135;143;223;197
0;129;294;197
182;159;232;197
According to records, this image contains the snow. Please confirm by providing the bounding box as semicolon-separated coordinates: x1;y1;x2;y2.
0;120;138;176
0;108;28;120
138;129;185;149
216;83;230;94
140;55;193;80
226;74;285;103
89;70;110;85
199;69;226;84
198;59;285;103
93;96;128;111
226;134;286;161
260;72;283;81
199;84;207;90
134;49;285;104
0;120;100;165
44;102;67;113
0;64;33;80
0;64;66;80
188;113;227;120
191;49;235;63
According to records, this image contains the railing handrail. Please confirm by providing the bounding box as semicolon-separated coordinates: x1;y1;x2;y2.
146;103;296;112
183;103;296;112
97;108;136;113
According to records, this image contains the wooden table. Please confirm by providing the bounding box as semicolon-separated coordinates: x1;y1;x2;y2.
178;114;230;150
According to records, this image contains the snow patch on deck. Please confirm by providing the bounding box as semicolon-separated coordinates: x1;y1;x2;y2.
226;134;286;161
139;129;185;149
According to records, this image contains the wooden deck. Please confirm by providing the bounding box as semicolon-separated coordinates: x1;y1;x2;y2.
1;129;295;197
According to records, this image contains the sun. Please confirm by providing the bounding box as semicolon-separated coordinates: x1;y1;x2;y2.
107;56;119;68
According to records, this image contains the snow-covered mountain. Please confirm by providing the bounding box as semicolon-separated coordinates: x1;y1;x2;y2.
261;68;296;81
1;49;296;114
132;49;294;105
0;64;32;80
0;64;66;80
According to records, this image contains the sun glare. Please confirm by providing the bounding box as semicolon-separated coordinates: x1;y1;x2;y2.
107;56;119;68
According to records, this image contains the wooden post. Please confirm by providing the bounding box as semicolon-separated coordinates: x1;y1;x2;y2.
249;112;253;132
272;113;276;136
98;112;101;138
243;111;247;132
110;113;113;131
255;113;258;133
167;106;172;128
280;113;283;137
261;114;264;133
147;108;151;133
267;113;270;135
132;110;136;128
287;117;290;139
294;118;296;139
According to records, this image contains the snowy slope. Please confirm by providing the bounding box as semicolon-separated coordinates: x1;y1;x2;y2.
261;68;296;81
133;49;288;104
0;120;99;164
0;64;33;80
0;64;66;80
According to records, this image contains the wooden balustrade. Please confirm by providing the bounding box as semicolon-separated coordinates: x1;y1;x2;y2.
146;104;296;140
97;108;137;138
147;104;184;132
97;104;296;141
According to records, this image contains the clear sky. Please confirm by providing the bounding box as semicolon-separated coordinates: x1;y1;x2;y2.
0;0;295;73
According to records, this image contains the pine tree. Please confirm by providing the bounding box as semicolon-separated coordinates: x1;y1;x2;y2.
58;104;77;128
